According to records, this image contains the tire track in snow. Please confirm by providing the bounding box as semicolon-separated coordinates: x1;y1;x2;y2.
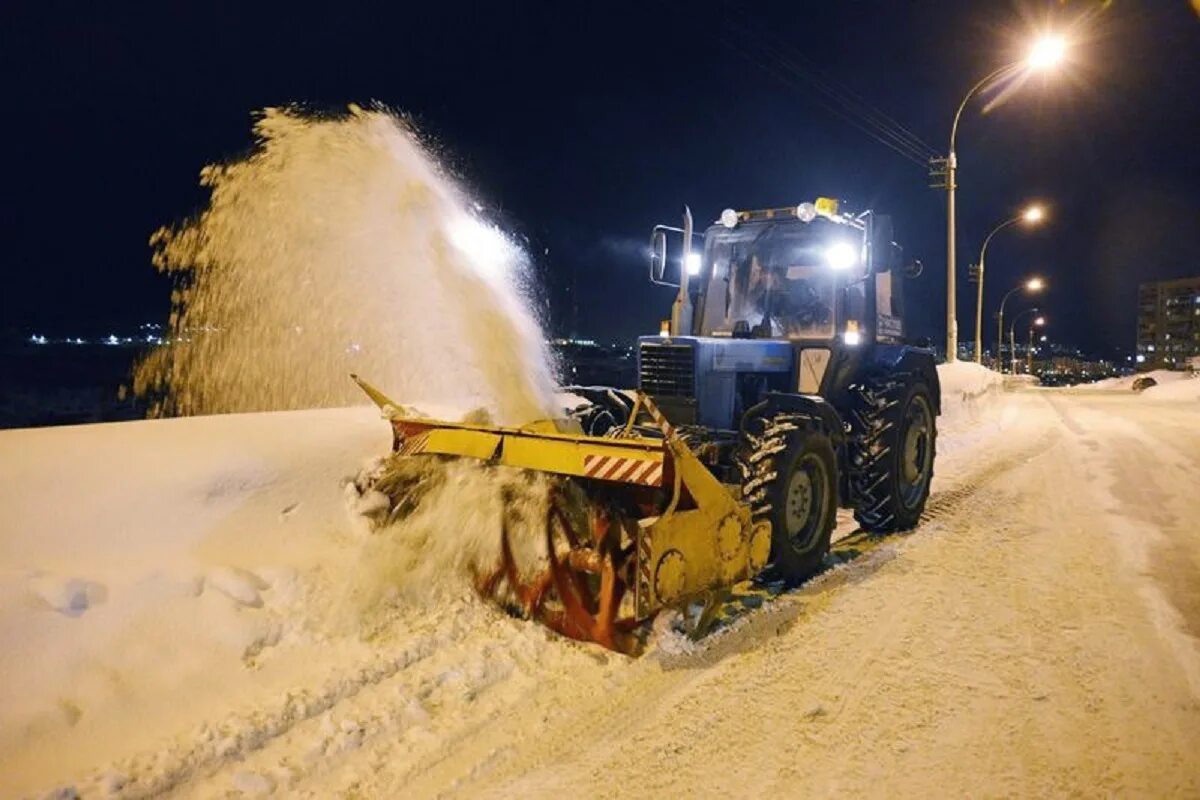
64;636;442;798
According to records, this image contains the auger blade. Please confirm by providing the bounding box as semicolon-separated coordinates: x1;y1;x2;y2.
474;487;639;654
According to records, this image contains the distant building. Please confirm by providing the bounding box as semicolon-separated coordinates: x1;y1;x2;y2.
1136;276;1200;371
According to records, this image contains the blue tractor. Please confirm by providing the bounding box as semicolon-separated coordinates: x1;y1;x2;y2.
595;197;940;585
355;196;940;651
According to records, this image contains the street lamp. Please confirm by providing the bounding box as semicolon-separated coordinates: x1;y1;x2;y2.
940;35;1067;363
1028;36;1068;70
997;276;1045;372
1027;316;1046;375
972;203;1046;364
1009;308;1043;374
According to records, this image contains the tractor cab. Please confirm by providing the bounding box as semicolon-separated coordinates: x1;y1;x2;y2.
644;198;922;431
697;214;846;342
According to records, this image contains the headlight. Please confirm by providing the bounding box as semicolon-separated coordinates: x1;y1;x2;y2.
796;203;817;223
720;208;739;228
824;242;857;270
685;252;702;275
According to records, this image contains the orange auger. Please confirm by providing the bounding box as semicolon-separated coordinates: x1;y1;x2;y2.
475;488;641;653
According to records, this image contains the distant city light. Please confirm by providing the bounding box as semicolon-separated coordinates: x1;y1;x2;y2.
29;334;47;345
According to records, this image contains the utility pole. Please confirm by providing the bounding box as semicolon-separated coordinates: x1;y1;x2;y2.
945;155;959;362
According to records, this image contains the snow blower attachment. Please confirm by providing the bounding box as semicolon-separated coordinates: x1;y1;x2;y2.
352;375;772;654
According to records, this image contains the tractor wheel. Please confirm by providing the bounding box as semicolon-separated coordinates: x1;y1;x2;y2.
737;413;837;585
849;375;936;532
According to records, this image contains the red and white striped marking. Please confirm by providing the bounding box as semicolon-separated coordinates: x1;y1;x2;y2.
583;454;663;487
397;431;429;456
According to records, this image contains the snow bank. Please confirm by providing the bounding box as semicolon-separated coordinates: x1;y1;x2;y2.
0;407;385;794
1141;375;1200;402
936;362;1004;425
0;401;574;797
1081;369;1189;391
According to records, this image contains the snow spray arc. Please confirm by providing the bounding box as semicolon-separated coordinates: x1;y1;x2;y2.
134;105;559;425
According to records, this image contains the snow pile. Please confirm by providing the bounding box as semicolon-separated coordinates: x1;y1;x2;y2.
1142;375;1200;402
0;406;571;797
0;409;384;795
133;105;558;426
935;362;1004;428
1081;369;1188;391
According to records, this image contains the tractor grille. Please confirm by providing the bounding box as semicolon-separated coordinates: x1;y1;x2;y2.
639;342;695;398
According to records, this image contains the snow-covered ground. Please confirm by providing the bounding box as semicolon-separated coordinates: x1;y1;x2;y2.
1089;369;1190;391
2;364;1199;798
1070;369;1200;402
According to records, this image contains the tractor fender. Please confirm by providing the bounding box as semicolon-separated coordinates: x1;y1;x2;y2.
741;392;846;444
870;345;941;416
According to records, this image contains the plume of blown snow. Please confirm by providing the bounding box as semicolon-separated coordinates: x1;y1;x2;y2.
134;104;558;425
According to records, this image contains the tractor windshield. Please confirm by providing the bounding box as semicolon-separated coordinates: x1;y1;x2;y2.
697;219;860;340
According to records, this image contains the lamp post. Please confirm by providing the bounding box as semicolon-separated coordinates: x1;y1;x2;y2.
940;35;1067;363
1009;308;1044;374
997;276;1045;372
1027;316;1046;375
973;205;1045;364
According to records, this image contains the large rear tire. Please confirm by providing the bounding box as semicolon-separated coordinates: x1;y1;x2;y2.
849;376;936;532
738;414;837;585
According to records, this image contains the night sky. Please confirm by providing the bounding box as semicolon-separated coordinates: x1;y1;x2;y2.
4;1;1199;358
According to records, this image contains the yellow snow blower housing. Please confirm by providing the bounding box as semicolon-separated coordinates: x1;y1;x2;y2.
352;375;771;652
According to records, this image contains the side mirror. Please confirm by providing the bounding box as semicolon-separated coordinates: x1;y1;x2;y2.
903;259;924;279
650;228;669;284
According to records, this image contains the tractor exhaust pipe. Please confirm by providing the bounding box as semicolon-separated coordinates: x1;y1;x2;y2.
670;205;694;336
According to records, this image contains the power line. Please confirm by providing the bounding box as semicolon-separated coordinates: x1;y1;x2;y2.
755;35;941;160
717;16;942;167
721;36;933;168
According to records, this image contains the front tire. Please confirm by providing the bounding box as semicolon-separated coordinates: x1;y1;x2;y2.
738;414;837;585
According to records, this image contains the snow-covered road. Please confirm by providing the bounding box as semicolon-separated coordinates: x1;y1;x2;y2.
3;383;1198;797
310;388;1200;799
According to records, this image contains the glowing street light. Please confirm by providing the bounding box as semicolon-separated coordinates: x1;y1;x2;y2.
1028;36;1068;71
937;33;1069;363
1008;309;1046;379
1027;316;1047;373
972;202;1048;363
997;277;1045;373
